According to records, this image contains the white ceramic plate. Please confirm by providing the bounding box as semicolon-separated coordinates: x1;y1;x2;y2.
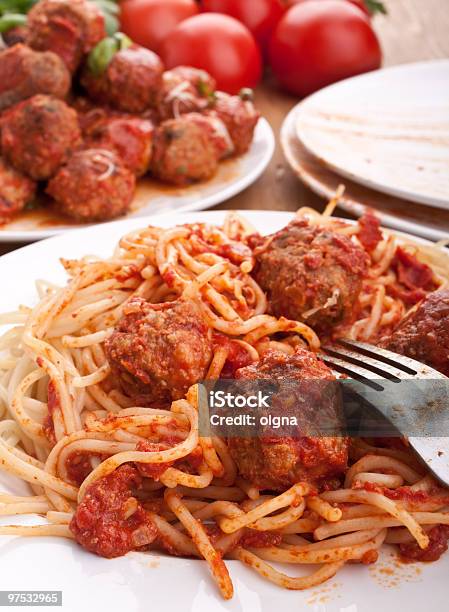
1;210;448;612
0;119;274;243
295;61;449;209
281;105;449;242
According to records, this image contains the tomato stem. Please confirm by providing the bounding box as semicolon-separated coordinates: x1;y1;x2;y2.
364;0;387;15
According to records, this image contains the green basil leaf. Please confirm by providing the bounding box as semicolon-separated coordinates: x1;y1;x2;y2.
87;36;119;76
0;12;27;33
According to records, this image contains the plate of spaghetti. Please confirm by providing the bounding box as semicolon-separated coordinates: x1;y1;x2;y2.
0;207;448;612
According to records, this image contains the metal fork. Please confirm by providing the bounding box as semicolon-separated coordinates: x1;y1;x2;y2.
320;339;449;487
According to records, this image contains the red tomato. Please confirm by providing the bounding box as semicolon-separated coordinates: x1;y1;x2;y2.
160;14;263;94
288;0;371;16
120;0;199;53
201;0;285;53
269;0;382;97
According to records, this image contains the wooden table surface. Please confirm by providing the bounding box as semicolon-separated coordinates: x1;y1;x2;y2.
1;0;448;257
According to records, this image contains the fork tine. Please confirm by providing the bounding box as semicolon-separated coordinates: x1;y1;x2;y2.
319;353;385;390
321;339;449;488
336;339;446;380
323;344;414;381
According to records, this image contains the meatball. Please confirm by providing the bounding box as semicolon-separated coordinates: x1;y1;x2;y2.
151;115;218;185
26;0;106;73
1;95;81;180
169;66;216;95
228;348;349;491
185;113;234;160
104;298;213;404
253;220;368;332
46;149;135;221
81;45;164;113
3;25;29;47
83;115;154;177
381;289;449;376
157;66;215;120
0;44;70;112
208;91;259;155
0;157;36;222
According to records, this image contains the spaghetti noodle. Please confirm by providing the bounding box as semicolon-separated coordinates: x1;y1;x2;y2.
0;206;448;599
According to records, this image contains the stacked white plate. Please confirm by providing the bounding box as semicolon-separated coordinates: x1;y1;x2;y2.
281;60;449;241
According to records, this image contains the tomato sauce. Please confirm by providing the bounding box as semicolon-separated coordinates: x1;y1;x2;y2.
66;452;103;486
400;525;449;563
213;333;254;378
357;212;383;252
115;264;142;282
389;247;438;305
188;224;253;265
39;16;82;73
135;440;174;480
360;481;449;510
239;529;282;548
70;464;157;558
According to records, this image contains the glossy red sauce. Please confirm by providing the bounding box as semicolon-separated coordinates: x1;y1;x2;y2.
246;232;266;250
203;524;223;546
218;242;252;265
360;482;449;510
65;452;103;486
115;264;142;282
361;549;379;564
87;116;154;176
389;247;438;305
189;224;252;266
319;476;344;492
400;525;449;563
203;525;283;551
135;440;173;480
213;333;254;378
332;232;369;273
183;445;203;471
39;16;82;72
161;267;177;288
357;212;383;252
70;464;157;558
239;529;282;548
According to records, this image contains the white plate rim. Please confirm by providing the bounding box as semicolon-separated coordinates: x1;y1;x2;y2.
0;118;275;244
294;59;449;210
1;209;441;272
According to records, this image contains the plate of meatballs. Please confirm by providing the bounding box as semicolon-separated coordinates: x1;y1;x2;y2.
0;208;449;611
0;0;274;242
